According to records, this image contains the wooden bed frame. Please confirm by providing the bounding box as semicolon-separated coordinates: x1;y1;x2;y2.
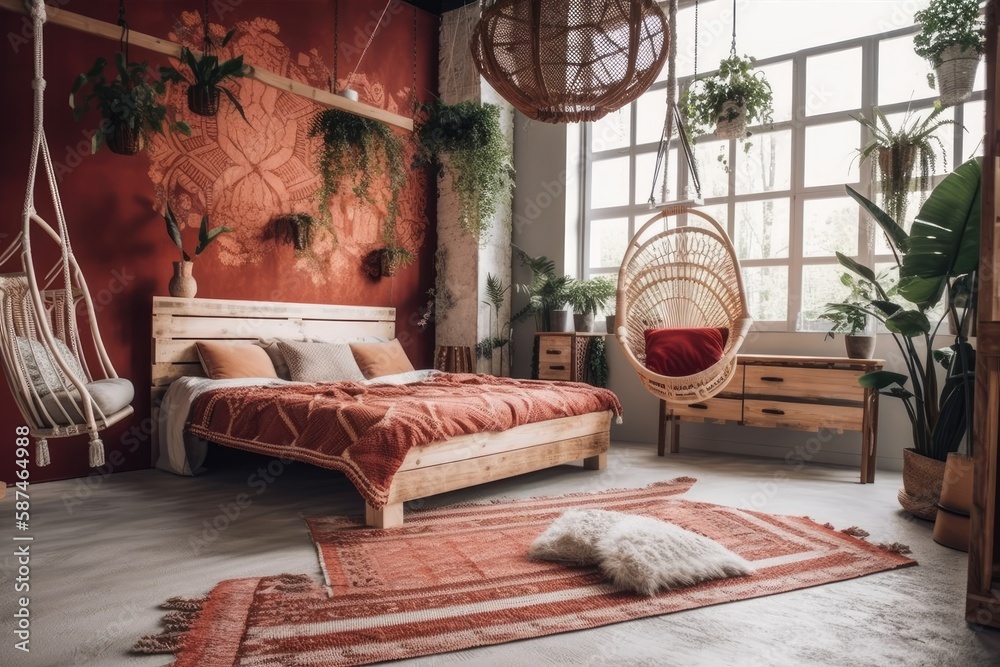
151;297;611;528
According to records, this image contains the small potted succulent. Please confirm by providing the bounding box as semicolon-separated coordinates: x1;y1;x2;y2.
914;0;986;106
71;54;191;155
159;28;248;120
163;204;233;298
682;53;773;141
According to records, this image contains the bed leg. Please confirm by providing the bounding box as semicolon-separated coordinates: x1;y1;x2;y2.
583;452;607;470
365;502;404;529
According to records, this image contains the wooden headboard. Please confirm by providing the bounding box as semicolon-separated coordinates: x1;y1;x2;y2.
151;296;396;399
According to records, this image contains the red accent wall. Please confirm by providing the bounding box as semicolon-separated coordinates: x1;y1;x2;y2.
0;1;439;483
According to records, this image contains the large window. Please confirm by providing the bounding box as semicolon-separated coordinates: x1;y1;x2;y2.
584;19;985;331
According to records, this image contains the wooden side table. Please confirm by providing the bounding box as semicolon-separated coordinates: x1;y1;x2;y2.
534;332;605;382
659;354;884;484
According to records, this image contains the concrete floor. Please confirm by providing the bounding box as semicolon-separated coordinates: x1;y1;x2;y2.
1;442;999;667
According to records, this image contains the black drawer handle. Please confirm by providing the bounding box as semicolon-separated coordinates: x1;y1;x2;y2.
762;408;785;415
550;365;566;371
545;349;563;355
761;376;784;383
688;403;708;410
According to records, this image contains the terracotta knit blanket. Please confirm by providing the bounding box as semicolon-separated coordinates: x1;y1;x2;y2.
187;373;622;508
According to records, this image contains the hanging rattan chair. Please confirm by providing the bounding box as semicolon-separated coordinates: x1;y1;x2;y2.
615;207;752;405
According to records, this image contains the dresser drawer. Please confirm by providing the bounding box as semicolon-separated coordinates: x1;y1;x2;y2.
673;397;743;423
743;399;863;432
719;365;745;395
744;366;864;402
538;361;572;381
538;336;573;366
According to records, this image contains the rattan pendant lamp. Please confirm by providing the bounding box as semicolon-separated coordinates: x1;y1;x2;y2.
471;0;670;123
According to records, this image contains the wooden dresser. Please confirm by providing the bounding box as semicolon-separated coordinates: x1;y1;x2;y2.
535;332;605;382
659;354;884;483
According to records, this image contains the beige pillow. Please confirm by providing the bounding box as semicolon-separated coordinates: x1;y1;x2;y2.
277;340;366;383
349;339;415;379
195;341;278;380
256;338;293;380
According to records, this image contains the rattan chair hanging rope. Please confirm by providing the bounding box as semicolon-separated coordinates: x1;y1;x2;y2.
471;0;670;123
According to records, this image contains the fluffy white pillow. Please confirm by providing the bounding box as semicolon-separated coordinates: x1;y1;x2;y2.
528;509;622;565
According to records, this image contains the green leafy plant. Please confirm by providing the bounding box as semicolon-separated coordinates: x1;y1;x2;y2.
914;0;986;67
511;245;572;332
476;273;511;375
584;337;609;388
413;100;514;239
164;203;233;261
567;276;617;316
159;28;248;121
71;53;191;154
380;244;414;277
832;157;981;461
309;109;406;249
853;105;957;225
681;54;773;142
819;272;893;338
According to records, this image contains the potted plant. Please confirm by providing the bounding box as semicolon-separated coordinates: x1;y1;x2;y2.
568;277;617;332
309;109;406;248
853;106;957;225
834;157;981;520
914;0;986;106
163;204;233;298
819;272;888;359
512;246;572;332
476;273;512;376
605;310;617;334
681;53;773;141
71;54;191;155
413;100;515;239
273;213;316;254
159;28;249;120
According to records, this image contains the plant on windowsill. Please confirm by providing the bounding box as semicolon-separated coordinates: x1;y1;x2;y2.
819;272;891;360
567;276;617;333
163;203;233;298
681;54;773;144
413;100;515;240
71;53;191;155
832;156;981;521
511;245;572;332
853;105;958;226
309;109;406;249
159;28;249;120
914;0;986;106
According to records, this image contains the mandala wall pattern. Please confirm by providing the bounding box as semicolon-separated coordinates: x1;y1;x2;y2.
147;12;429;284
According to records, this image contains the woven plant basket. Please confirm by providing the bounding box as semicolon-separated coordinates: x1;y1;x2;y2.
935;45;980;107
898;448;946;521
105;122;142;155
714;101;748;140
188;85;221;117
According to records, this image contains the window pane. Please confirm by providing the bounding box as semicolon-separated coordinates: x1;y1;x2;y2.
734;198;790;260
879;35;936;106
735;129;792;195
961;100;986;160
692;203;728;233
757;61;793;123
804;121;860;187
693;139;729;198
744;266;788;322
589;217;629;268
636;148;678;205
590;157;630;209
806;48;862;116
802;198;859;257
799;263;853;329
591;107;630;152
636;89;668;146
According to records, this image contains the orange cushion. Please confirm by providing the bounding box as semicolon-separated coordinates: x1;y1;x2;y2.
349;339;415;379
644;327;729;377
195;341;278;380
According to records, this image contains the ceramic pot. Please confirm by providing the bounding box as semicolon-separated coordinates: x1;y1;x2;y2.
106;123;141;155
168;261;197;298
188;85;221;116
938;453;974;514
606;314;616;333
845;334;876;360
934;45;980;107
550;309;571;332
574;313;594;332
898;448;946;521
932;508;969;552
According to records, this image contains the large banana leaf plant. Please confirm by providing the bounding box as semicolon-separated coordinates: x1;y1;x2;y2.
833;156;981;460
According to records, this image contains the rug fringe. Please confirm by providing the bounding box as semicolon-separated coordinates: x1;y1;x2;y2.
162;596;204;612
841;526;870;538
878;541;912;555
132;631;184;654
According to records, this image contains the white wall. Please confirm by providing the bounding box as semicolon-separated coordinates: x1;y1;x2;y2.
511;113;915;473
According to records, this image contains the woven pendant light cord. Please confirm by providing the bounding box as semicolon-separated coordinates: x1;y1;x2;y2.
346;0;392;92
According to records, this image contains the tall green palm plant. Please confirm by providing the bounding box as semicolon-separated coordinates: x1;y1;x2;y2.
511;245;572;331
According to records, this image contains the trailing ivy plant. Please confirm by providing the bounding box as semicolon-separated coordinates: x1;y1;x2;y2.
413;100;514;239
309;109;406;247
914;0;986;67
681;54;773;143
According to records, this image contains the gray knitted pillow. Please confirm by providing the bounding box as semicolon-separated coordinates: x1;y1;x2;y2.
277;340;366;383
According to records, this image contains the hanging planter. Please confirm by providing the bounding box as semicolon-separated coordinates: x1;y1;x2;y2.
681;54;773;144
713;100;748;140
272;213;316;254
380;245;414;278
413;100;514;239
105;122;143;156
187;84;221;116
914;0;986;107
159;27;249;121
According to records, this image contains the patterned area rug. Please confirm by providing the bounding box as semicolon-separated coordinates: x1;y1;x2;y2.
135;479;915;666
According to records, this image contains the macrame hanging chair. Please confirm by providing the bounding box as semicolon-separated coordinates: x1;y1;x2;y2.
0;1;134;468
470;0;669;123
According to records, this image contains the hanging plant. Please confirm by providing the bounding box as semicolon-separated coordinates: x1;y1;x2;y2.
853;105;957;225
380;244;414;278
272;213;316;254
413;99;515;239
681;54;773;143
71;54;191;155
914;0;986;106
309;109;406;248
159;28;249;121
